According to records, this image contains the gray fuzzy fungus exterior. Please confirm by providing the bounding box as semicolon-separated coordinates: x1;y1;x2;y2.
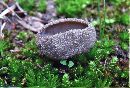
36;18;96;60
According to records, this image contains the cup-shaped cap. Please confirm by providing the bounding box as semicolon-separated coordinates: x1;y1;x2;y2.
36;18;96;59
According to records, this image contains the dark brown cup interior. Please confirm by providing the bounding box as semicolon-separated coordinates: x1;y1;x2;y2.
44;21;88;35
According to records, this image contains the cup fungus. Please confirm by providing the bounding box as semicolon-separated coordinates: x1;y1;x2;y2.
36;18;96;60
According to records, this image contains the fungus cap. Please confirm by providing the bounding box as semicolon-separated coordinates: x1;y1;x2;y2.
36;18;96;59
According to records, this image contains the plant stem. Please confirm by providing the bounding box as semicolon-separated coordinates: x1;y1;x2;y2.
98;0;106;39
97;0;102;38
103;0;106;37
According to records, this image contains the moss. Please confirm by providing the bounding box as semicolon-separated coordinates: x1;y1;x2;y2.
118;13;130;25
17;0;46;12
55;0;91;17
37;0;46;12
0;0;129;87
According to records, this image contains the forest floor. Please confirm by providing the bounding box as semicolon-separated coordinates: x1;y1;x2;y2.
0;0;129;87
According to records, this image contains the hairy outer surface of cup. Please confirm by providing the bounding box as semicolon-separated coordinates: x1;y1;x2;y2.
36;18;96;60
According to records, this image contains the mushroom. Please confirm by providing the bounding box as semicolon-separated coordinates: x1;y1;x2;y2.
36;18;96;60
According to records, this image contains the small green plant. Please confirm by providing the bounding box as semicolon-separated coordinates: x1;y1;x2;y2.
0;40;9;56
119;32;129;42
69;65;84;78
121;70;129;78
118;13;130;25
105;18;115;24
21;38;38;59
37;0;46;12
71;77;92;87
119;32;129;51
16;31;28;41
92;18;115;26
0;40;8;52
0;78;5;87
60;60;74;68
111;56;118;64
61;73;71;88
120;42;128;51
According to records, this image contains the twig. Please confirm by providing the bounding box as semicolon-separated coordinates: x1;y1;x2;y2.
0;22;6;39
17;19;38;32
0;0;43;33
0;5;16;19
0;1;23;20
15;2;27;15
1;22;6;29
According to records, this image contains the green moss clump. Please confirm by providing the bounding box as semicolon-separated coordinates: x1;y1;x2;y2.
55;0;91;17
37;0;46;12
17;0;46;12
118;14;130;25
